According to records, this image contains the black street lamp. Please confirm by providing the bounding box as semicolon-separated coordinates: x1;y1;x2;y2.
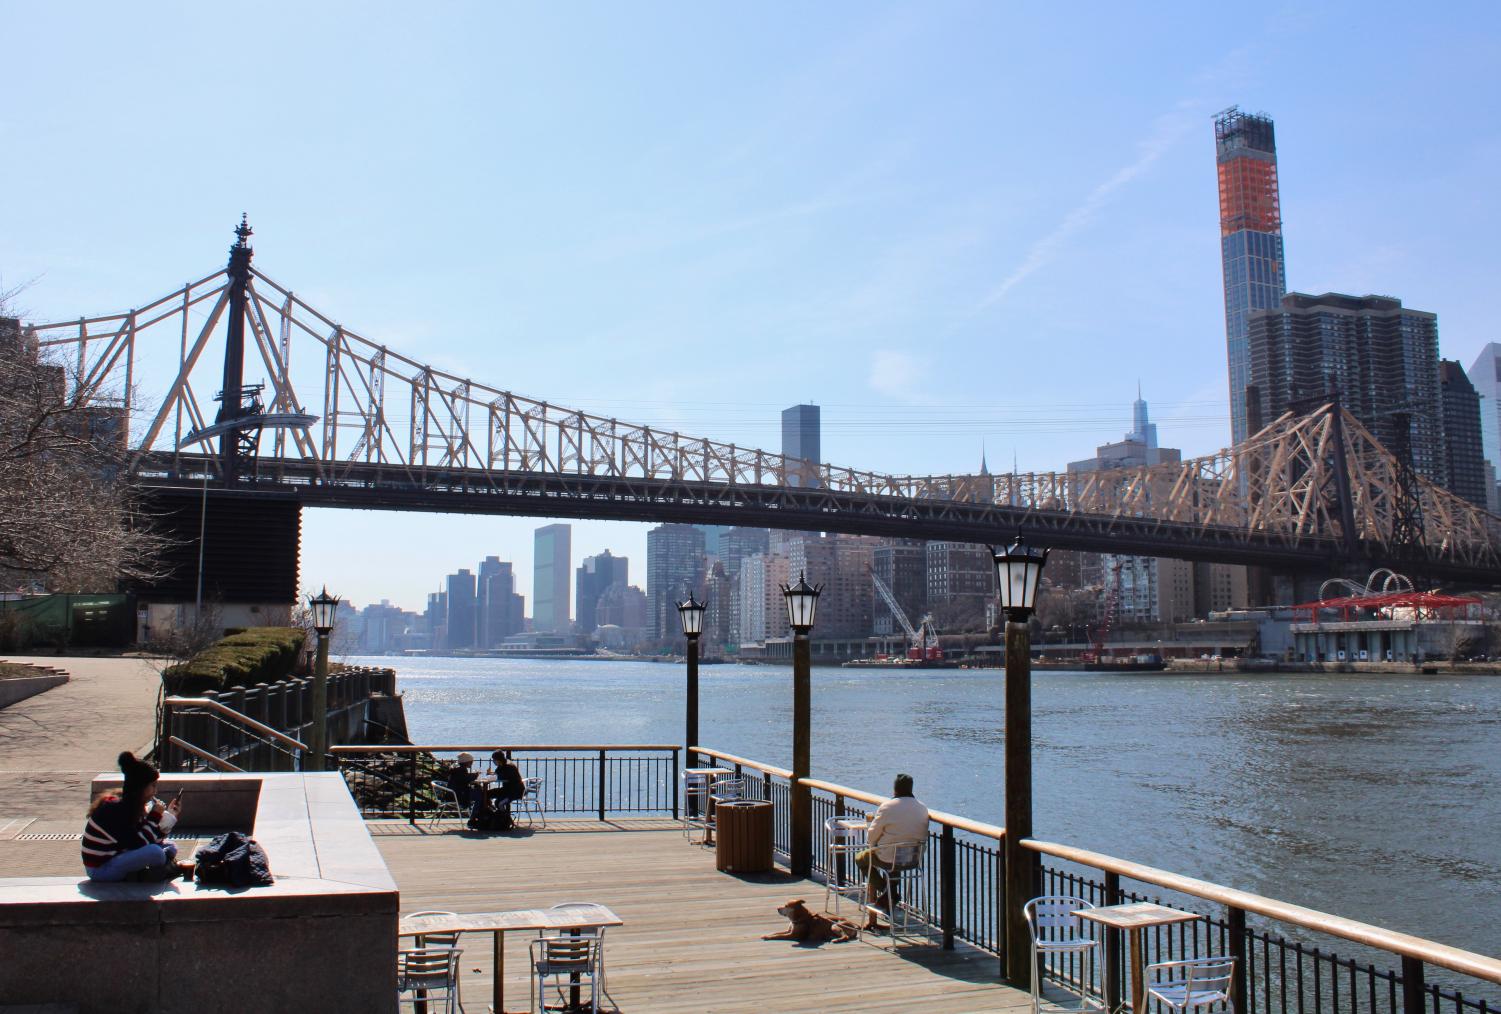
306;586;340;772
779;571;821;876
990;535;1048;987
677;591;706;770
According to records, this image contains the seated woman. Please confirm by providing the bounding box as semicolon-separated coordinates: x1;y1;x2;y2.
487;749;526;810
445;752;483;813
82;752;186;882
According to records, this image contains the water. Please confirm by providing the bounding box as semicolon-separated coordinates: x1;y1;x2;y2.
354;656;1501;963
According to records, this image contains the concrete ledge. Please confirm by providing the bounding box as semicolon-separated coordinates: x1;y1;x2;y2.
0;772;397;1012
0;673;68;710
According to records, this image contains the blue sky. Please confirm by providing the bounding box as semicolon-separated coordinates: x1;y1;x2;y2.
4;2;1499;612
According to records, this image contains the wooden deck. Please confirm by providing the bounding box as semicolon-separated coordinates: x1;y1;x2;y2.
375;817;1031;1013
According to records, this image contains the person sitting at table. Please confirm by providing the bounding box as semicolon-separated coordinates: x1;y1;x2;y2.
487;749;526;812
81;751;188;882
855;772;929;932
445;752;484;815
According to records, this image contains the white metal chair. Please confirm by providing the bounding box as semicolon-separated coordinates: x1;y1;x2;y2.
396;946;463;1014
429;780;464;827
682;771;712;840
823;814;867;915
865;838;928;939
514;777;547;828
403;911;463;1011
1024;895;1103;1014
1145;956;1237;1014
702;776;744;844
530;935;602;1014
538;902;610;991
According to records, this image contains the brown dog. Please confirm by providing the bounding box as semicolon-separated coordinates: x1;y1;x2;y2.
762;899;859;943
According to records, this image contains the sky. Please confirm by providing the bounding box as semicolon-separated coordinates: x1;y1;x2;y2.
4;2;1500;613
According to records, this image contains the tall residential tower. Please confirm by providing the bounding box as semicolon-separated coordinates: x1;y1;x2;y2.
1214;107;1287;445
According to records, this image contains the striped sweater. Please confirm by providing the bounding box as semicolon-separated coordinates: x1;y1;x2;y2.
81;796;172;869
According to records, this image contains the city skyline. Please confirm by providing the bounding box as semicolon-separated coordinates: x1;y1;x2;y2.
4;4;1499;610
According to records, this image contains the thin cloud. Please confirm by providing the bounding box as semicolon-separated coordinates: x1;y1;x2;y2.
976;100;1204;310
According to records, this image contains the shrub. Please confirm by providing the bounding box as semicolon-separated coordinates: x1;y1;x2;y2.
163;627;307;695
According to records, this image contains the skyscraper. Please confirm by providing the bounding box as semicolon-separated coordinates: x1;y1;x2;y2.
576;550;628;634
1214;107;1287;445
1440;360;1488;508
444;569;477;650
477;556;523;647
646;523;706;641
532;524;571;632
1466;344;1501;510
1247;292;1444;486
782;404;821;487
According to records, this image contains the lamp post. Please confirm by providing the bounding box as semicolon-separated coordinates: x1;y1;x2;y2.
991;534;1049;988
780;571;821;877
677;591;706;770
306;587;340;772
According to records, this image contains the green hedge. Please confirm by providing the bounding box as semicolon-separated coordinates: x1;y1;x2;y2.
163;627;308;695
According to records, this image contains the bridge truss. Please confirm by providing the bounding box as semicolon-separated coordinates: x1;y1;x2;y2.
25;242;1501;584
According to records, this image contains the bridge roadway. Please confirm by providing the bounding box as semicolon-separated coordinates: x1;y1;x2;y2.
137;453;1500;585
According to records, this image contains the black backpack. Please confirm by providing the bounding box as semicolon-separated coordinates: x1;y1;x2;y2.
467;799;514;833
195;831;275;887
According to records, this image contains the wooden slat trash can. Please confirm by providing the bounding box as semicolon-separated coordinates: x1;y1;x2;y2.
715;800;774;873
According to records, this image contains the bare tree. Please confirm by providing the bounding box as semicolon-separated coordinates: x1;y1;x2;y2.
0;296;167;592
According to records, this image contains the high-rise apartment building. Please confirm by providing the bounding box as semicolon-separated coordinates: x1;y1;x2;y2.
1440;360;1489;508
1214;107;1288;445
444;569;477;650
1247;292;1444;486
782;404;821;487
786;534;875;638
719;527;770;578
576;550;628;634
872;539;927;636
924;542;994;631
532;524;571;632
646;523;706;640
696;526;731;560
736;552;790;644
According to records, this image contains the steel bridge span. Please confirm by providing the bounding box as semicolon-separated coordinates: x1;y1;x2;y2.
28;224;1501;589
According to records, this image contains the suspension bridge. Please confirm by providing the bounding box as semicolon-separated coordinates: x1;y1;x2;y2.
25;222;1501;589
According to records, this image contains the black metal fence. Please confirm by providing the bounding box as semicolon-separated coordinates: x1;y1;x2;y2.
1036;861;1499;1014
333;745;680;821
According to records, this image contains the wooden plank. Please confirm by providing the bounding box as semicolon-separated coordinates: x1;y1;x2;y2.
378;822;1026;1012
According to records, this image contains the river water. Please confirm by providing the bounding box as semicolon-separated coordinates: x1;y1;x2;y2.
352;656;1501;964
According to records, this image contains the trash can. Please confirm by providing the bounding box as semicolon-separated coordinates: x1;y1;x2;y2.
715;799;774;873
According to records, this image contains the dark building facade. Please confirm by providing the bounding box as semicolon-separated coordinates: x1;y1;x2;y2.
1248;292;1444;487
478;556;523;647
781;404;821;487
1440;360;1489;508
575;550;628;634
1215;107;1288;445
444;569;477;650
646;523;705;641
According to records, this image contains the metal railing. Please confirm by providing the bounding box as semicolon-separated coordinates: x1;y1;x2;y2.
690;746;1501;1014
331;745;681;821
159;665;394;771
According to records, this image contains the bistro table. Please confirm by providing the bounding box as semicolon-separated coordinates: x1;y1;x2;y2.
1076;902;1201;1014
399;903;623;1014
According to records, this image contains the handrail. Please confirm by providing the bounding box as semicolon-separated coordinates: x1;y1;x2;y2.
799;777;1004;841
164;695;308;755
691;746;793;779
1024;838;1501;986
167;736;245;773
331;744;679;754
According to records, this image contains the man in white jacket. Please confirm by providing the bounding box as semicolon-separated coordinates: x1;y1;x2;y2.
855;773;929;932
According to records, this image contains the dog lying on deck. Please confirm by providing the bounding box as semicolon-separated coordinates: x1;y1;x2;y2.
762;899;860;943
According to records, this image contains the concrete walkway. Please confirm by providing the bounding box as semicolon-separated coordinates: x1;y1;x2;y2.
0;655;162;828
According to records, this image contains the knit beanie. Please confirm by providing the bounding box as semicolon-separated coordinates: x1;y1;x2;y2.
118;751;158;801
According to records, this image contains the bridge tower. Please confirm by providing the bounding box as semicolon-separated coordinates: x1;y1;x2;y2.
216;215;255;482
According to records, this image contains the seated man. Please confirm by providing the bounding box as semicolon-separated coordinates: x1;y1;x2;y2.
487;749;526;811
445;752;483;814
855;773;929;932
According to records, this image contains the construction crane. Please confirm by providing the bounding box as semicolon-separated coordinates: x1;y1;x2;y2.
870;570;943;662
1084;558;1126;663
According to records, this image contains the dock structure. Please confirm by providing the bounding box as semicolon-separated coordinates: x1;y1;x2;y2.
378;817;1028;1012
